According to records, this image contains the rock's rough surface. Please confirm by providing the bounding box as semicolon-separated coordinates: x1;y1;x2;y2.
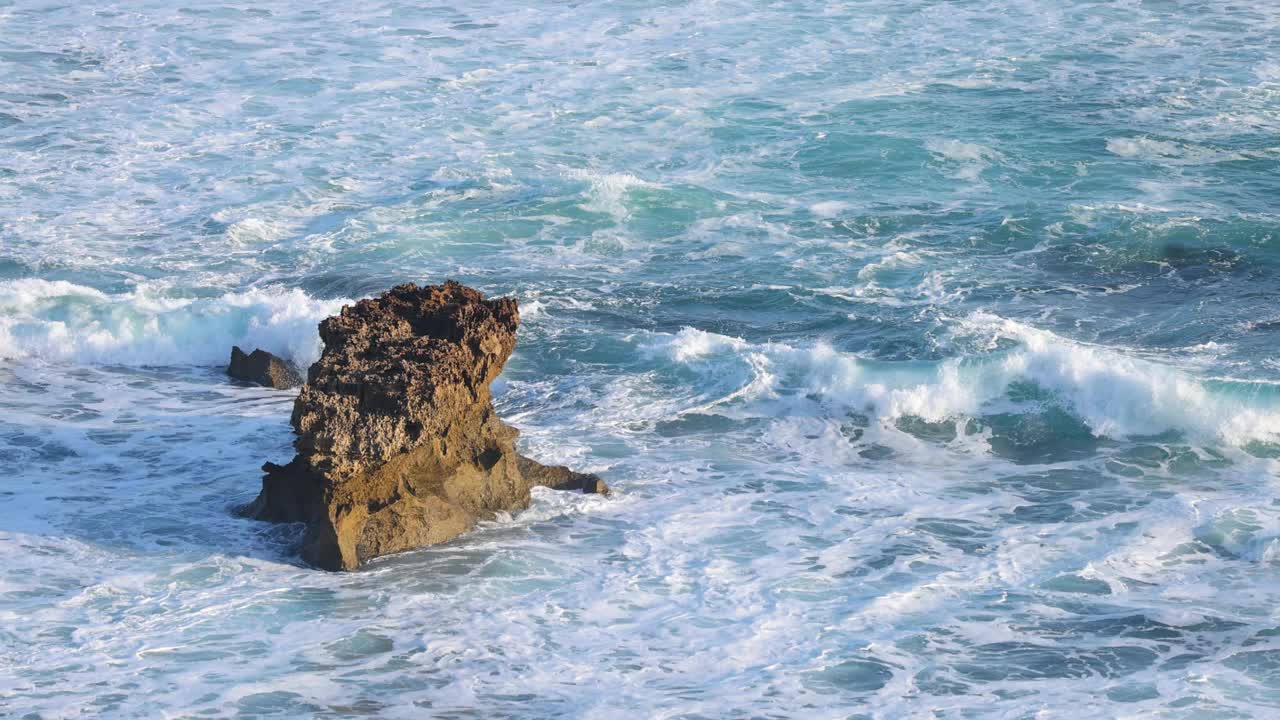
228;346;303;389
242;281;607;570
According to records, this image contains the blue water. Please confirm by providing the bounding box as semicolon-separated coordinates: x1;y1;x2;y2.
3;1;1280;717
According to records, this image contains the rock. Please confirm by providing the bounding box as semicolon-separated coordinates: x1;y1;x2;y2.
517;455;611;495
228;346;303;389
241;281;607;570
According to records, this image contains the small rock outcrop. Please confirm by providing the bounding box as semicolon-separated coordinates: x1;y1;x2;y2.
228;346;303;389
241;281;607;570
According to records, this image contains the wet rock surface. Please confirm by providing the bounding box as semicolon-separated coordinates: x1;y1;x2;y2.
228;346;303;389
241;281;607;570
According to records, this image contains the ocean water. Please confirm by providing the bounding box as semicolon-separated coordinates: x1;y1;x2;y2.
3;0;1280;716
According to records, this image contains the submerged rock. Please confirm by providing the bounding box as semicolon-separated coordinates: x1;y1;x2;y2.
228;346;303;389
241;281;607;570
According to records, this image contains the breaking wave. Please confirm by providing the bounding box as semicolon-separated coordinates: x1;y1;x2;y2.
0;279;347;367
652;314;1280;447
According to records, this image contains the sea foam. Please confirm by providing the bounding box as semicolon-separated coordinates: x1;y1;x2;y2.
0;279;347;367
655;314;1280;448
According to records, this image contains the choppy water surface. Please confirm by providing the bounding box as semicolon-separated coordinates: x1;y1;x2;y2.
3;1;1280;717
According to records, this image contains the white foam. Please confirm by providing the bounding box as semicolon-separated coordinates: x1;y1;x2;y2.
926;139;1003;181
1105;136;1264;165
0;278;108;305
856;250;925;281
962;313;1280;444
650;315;1280;447
1106;137;1184;159
224;218;293;246
809;201;850;218
566;170;654;219
520;299;547;319
0;279;347;367
926;139;999;164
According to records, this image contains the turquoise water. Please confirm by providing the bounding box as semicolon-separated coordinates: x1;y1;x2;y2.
3;1;1280;717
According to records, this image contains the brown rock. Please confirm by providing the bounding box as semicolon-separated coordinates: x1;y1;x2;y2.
228;346;303;389
241;281;607;570
517;455;610;495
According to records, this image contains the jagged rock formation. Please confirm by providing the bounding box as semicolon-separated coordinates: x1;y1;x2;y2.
228;346;303;389
241;281;607;570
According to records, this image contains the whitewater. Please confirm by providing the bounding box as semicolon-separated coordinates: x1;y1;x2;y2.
3;0;1280;717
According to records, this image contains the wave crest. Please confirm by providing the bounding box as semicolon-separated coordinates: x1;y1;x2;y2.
0;279;347;367
654;316;1280;447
